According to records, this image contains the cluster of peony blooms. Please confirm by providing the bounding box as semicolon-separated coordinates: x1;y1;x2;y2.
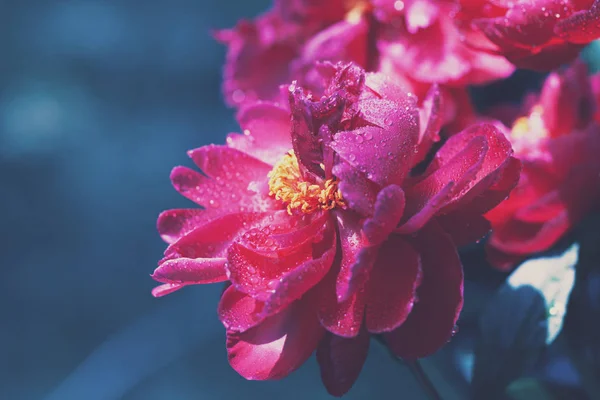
151;0;600;396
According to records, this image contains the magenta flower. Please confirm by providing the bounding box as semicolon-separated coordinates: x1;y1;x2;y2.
216;0;514;109
469;0;600;70
152;63;519;396
484;61;600;269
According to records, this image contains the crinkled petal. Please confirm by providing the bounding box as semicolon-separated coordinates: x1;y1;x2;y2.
227;298;324;380
317;329;370;397
385;222;463;359
331;99;419;187
365;236;422;333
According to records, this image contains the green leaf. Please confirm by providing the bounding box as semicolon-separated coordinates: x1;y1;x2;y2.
472;244;579;398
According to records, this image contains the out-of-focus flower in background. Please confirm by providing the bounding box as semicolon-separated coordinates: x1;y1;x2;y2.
484;61;600;269
150;62;519;395
469;0;600;71
216;0;516;132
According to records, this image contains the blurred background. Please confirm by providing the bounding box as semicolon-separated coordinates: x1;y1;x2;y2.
2;1;600;399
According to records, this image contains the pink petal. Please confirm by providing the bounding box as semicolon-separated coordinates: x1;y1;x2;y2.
260;228;337;317
217;12;299;107
151;258;228;285
335;211;379;302
399;135;488;233
538;61;594;137
317;329;370;397
228;102;293;165
412;84;443;168
432;123;516;213
188;144;272;185
333;161;378;216
151;283;185;298
363;185;406;245
169;162;274;214
319;283;366;338
227;215;334;302
487;211;570;255
475;0;567;49
331;98;419;187
385;222;463;359
163;212;272;260
219;286;266;332
457;156;521;215
555;0;600;44
157;208;216;244
365;236;422;333
514;189;565;223
227;298;325;380
295;18;368;77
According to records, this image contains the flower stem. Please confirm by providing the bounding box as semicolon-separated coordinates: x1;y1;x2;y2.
374;336;443;400
405;360;443;400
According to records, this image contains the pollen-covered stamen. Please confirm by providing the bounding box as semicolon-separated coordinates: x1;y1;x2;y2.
511;105;548;141
345;0;371;24
268;151;346;215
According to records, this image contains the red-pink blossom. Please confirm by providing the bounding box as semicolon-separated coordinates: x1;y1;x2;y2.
485;61;600;269
467;0;600;71
152;63;519;396
216;0;514;116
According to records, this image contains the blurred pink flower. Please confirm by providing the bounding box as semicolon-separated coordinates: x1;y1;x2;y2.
216;0;514;129
485;61;600;269
467;0;600;70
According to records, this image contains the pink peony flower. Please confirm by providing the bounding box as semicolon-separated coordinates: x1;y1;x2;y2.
485;61;600;269
468;0;600;71
216;0;514;119
152;63;519;396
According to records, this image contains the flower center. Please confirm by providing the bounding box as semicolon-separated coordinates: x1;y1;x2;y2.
268;151;346;215
345;0;371;23
511;105;548;141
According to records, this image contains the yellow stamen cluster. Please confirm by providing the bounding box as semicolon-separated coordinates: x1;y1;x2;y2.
511;105;549;141
268;151;346;215
345;0;371;24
